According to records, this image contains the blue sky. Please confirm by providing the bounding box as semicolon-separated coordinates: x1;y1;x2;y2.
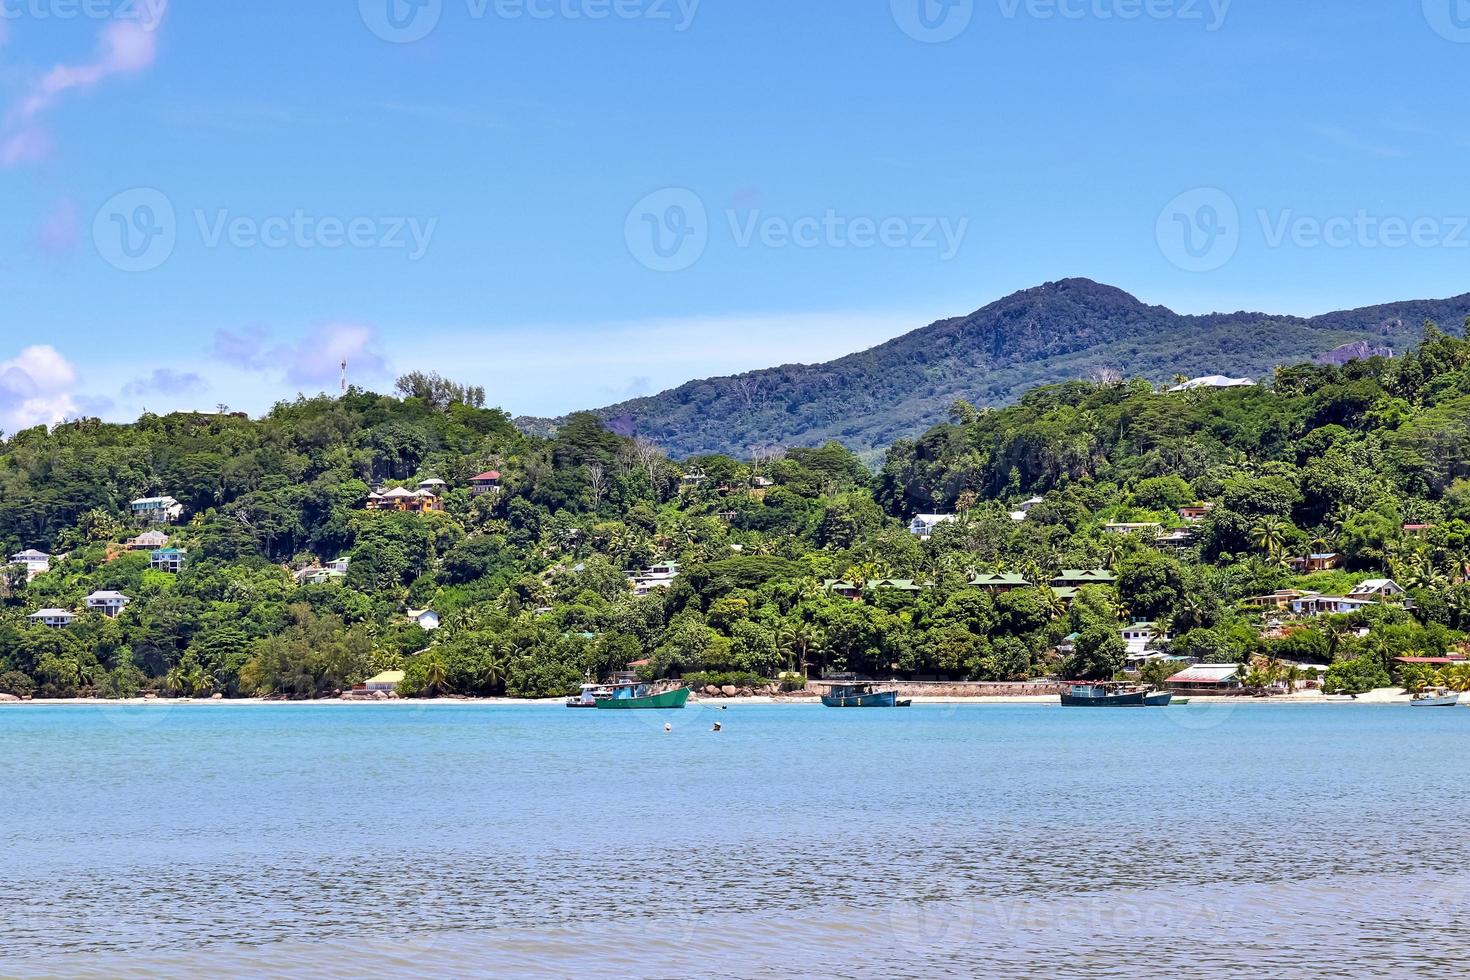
3;0;1469;429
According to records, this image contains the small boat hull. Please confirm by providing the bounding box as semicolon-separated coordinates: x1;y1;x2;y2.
1411;694;1461;707
1061;686;1173;707
821;690;909;708
593;687;690;709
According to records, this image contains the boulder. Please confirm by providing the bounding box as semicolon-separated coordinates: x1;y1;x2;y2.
705;685;721;696
720;685;738;698
0;693;19;703
211;693;224;700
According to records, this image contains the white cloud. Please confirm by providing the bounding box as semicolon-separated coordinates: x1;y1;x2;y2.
211;322;389;390
0;346;80;432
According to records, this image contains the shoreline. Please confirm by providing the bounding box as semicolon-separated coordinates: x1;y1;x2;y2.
0;688;1444;707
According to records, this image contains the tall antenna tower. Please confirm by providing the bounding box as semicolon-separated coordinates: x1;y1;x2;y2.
340;359;348;395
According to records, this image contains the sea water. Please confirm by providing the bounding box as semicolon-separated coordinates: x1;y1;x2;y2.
2;701;1468;978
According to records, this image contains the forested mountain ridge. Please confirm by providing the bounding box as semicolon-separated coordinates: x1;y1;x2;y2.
531;279;1470;458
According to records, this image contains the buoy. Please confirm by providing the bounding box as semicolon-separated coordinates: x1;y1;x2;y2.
664;722;672;733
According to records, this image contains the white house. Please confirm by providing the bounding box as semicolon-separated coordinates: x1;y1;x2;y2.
131;496;184;524
1120;623;1171;656
28;608;77;628
9;549;51;581
1289;595;1378;617
1104;522;1162;535
1347;579;1405;600
909;514;958;539
630;561;680;596
84;591;131;618
326;556;352;574
363;670;405;693
294;566;346;586
407;609;441;631
149;548;187;573
417;478;448;493
125;530;170;551
1168;376;1255;393
1010;497;1046;521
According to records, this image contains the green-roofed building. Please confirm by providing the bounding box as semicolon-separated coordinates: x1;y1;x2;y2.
969;572;1032;593
1052;569;1116;587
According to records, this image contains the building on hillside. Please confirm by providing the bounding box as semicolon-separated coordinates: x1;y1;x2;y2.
1289;594;1378;617
1402;523;1435;536
1241;589;1311;611
1395;654;1469;667
125;530;171;551
1347;579;1405;600
908;514;958;539
1050;586;1079;604
417;478;448;495
407;609;441;631
9;549;51;581
867;579;924;594
1168;376;1255;393
28;608;77;628
131;496;184;524
366;487;442;514
1153;528;1196;548
150;548;187;573
1052;569;1116;588
1178;503;1215;522
1289;553;1342;574
1166;664;1243;691
84;591;131;618
1120;622;1171;656
326;556;352;574
823;579;863;600
969;572;1032;593
1010;496;1046;521
1104;522;1162;535
470;471;502;496
629;561;680;596
294;566;346;586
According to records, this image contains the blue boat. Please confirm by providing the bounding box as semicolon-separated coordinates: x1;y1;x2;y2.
820;682;912;708
1060;683;1172;707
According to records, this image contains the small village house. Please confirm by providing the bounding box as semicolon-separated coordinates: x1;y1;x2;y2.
294;566;346;586
366;487;443;514
969;572;1032;593
470;471;502;496
1051;569;1116;588
1241;589;1311;611
363;670;405;694
407;609;441;631
1103;522;1162;535
823;579;864;600
28;608;77;628
1010;496;1046;521
1289;594;1379;617
84;591;131;618
131;496;184;524
326;556;352;574
1289;553;1341;574
1166;664;1243;692
1346;579;1405;601
1177;503;1215;522
629;561;680;596
417;478;448;494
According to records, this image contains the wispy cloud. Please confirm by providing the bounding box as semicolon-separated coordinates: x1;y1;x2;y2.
212;322;389;389
378;101;506;130
2;2;170;167
122;368;207;398
1308;123;1407;160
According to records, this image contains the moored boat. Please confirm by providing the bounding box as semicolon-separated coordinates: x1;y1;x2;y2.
819;681;912;708
1410;688;1461;707
593;681;690;709
1060;682;1173;707
566;683;612;708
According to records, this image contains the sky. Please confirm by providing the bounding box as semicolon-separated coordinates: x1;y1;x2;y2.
3;0;1470;430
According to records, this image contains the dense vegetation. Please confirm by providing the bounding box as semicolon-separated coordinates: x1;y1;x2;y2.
3;320;1470;701
540;278;1470;458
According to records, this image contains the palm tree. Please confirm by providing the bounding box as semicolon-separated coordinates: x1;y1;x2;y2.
1251;516;1290;560
478;654;507;696
423;652;449;696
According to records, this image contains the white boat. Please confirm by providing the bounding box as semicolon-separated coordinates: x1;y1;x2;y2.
565;683;612;708
1410;689;1461;707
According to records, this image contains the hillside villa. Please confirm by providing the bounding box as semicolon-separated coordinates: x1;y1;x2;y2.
1009;496;1045;521
1347;579;1406;600
630;561;680;595
150;548;187;573
1103;522;1162;535
366;486;443;514
470;471;502;496
407;609;441;630
970;572;1032;593
125;530;170;551
1288;553;1342;574
9;549;51;581
1178;503;1215;522
84;591;131;618
27;608;77;628
131;496;184;524
1052;569;1116;588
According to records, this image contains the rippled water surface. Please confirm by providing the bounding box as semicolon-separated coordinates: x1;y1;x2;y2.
3;701;1469;978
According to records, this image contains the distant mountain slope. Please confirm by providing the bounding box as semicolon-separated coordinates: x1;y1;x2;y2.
521;279;1470;459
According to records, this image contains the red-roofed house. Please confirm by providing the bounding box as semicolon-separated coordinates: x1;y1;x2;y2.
470;471;502;496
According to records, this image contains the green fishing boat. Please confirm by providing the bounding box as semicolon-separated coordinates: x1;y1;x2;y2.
593;681;690;709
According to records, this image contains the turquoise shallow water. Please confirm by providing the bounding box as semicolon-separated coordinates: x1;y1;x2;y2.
2;701;1469;978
